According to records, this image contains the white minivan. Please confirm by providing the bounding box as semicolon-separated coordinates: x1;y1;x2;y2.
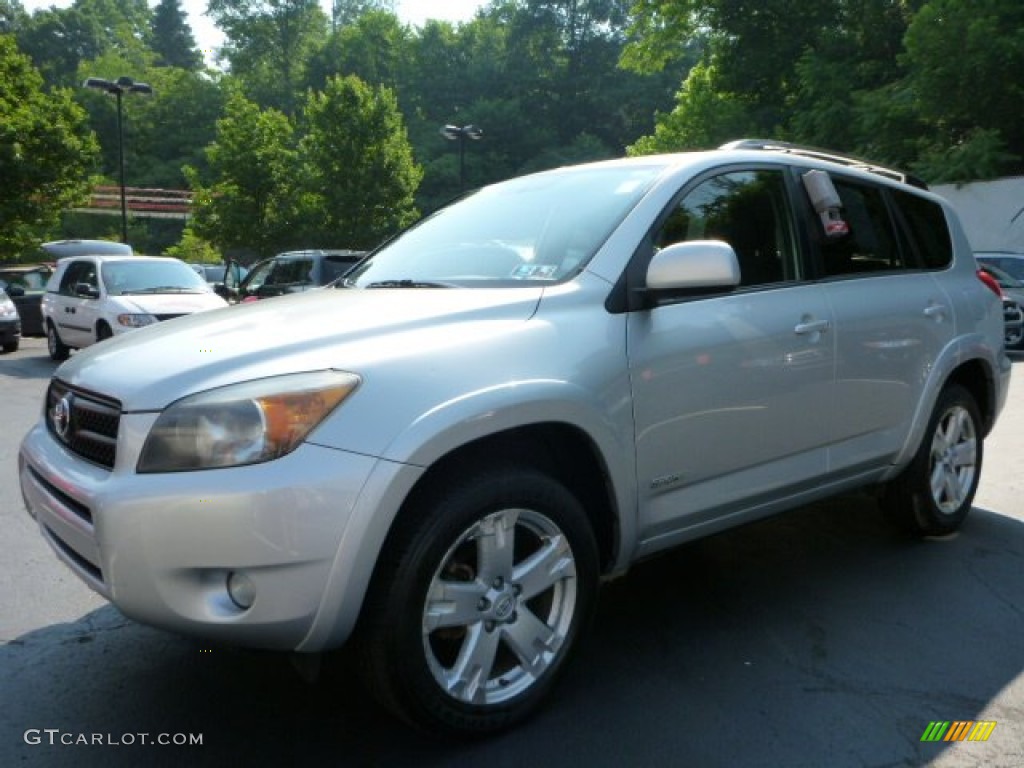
42;254;227;360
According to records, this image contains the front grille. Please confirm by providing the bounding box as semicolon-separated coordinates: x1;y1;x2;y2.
153;313;186;322
46;380;121;469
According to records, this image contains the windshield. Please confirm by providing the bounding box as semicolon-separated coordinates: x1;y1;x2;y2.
0;270;49;292
344;164;663;288
101;260;210;296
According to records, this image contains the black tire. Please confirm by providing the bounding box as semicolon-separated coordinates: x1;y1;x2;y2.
356;465;599;738
47;321;70;361
96;322;113;341
881;384;982;536
2;341;17;353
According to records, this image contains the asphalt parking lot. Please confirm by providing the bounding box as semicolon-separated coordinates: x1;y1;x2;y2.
2;336;1022;767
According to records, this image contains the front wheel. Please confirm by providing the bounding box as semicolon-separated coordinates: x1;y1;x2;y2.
881;384;982;536
47;322;70;361
356;466;599;737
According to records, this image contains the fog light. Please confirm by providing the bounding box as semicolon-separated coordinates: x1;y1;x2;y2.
226;571;256;610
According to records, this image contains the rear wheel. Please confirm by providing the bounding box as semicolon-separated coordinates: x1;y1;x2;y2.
2;340;17;353
356;466;599;737
881;384;982;536
46;321;70;361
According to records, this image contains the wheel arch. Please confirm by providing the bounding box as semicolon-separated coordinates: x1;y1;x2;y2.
394;423;622;576
945;357;998;437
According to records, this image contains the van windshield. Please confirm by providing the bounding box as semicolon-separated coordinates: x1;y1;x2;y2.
344;164;663;288
102;261;210;296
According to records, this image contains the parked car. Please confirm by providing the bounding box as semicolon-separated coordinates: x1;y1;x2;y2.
41;255;228;361
0;286;20;353
234;249;364;302
1002;298;1024;349
976;251;1024;282
20;141;1011;736
977;262;1024;349
189;262;248;300
0;264;52;336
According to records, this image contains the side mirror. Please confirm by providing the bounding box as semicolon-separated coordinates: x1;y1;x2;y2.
74;282;100;299
646;240;741;295
5;284;25;298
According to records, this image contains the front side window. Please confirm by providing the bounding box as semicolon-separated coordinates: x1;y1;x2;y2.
267;258;314;287
58;261;97;295
655;169;800;287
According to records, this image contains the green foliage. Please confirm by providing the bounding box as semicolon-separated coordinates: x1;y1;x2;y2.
151;0;203;70
0;35;99;256
209;0;328;114
902;0;1024;180
164;228;222;262
627;60;753;154
298;75;422;248
186;91;301;260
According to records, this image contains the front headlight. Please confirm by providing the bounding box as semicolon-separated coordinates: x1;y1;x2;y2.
137;370;360;473
0;298;17;318
117;313;158;328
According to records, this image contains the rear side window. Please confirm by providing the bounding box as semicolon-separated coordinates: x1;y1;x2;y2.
891;190;953;269
820;180;905;276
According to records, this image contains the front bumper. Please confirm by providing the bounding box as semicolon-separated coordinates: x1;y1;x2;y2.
1;317;20;345
19;417;392;651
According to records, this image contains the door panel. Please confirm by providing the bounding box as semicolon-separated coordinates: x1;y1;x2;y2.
825;273;953;469
626;168;833;544
629;286;835;541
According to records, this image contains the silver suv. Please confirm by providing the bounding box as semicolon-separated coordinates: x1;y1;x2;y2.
19;141;1011;736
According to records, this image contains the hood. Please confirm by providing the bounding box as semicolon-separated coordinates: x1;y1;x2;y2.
111;292;227;315
57;287;544;410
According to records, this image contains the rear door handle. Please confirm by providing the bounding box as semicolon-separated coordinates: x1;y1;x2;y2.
924;303;947;320
795;319;831;335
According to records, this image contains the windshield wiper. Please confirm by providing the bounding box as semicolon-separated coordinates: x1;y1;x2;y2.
365;279;455;289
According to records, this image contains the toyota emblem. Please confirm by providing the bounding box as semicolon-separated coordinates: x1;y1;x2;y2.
52;394;73;439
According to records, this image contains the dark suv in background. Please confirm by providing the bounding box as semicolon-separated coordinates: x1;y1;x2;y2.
232;249;365;302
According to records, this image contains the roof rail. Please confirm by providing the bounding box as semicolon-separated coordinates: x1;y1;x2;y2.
719;139;929;190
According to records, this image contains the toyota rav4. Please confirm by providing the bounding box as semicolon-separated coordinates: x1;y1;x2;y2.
19;141;1011;736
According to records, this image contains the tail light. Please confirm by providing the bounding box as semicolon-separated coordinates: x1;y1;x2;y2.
977;269;1004;298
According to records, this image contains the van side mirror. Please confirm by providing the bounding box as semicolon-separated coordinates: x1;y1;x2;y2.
74;283;100;299
4;284;25;298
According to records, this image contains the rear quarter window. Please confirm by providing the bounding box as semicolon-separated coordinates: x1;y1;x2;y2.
891;190;953;269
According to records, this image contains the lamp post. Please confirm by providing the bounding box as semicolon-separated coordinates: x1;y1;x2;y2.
440;124;483;192
83;76;154;244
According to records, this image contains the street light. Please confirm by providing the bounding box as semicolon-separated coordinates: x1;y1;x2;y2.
440;124;483;192
83;76;154;244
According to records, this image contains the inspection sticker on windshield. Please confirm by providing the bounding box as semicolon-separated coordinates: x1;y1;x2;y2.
511;264;558;279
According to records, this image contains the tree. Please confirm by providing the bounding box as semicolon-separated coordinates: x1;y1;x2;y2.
185;91;301;260
627;59;753;154
328;0;395;30
902;0;1024;180
0;35;99;257
151;0;203;70
298;75;421;248
208;0;328;114
306;8;411;93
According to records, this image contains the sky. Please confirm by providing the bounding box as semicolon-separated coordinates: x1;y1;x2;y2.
18;1;488;63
